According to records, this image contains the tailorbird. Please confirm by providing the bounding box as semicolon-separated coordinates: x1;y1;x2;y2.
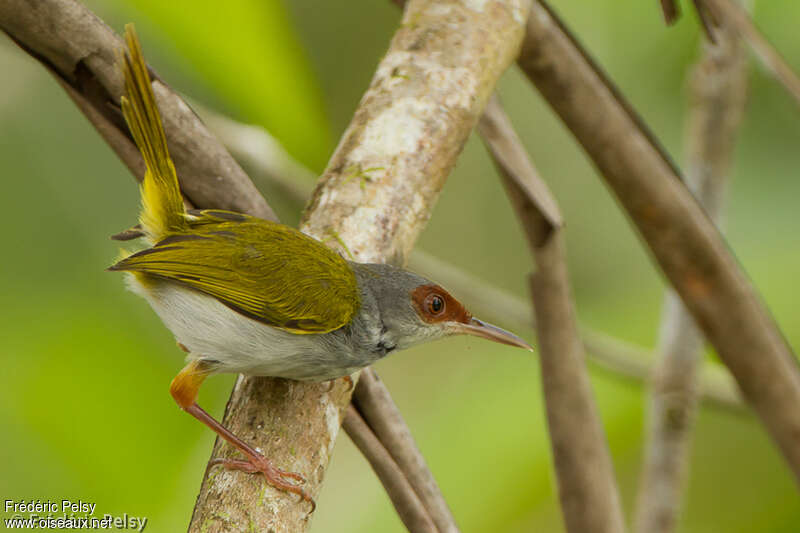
109;24;533;508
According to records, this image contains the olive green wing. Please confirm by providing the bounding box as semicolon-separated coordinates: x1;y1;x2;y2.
110;212;360;334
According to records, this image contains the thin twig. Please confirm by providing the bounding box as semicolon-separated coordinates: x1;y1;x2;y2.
354;369;459;533
343;406;438;533
520;0;800;484
479;95;626;533
635;5;750;531
691;0;719;44
199;106;745;412
700;0;800;105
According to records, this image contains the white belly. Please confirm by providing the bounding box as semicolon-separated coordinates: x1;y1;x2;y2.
126;275;361;380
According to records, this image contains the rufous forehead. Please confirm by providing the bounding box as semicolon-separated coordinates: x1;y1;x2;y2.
411;284;471;324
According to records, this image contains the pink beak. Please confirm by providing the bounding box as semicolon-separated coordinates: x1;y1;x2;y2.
450;317;534;351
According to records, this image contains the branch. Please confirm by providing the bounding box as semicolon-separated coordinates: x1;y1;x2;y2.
194;0;529;529
691;0;718;43
478;96;626;533
354;369;459;533
199;107;746;412
343;406;437;533
700;0;800;105
198;92;461;533
519;0;800;483
635;4;750;531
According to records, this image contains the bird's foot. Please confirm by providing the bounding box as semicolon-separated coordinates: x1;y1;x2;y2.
209;455;315;513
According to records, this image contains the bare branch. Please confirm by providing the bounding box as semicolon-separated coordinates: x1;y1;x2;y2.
343;406;438;533
354;369;459;533
635;6;750;531
198;103;460;533
691;0;719;44
701;0;800;105
479;96;626;533
519;0;800;484
298;2;529;262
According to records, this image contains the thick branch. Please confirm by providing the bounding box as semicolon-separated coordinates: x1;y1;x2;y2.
479;96;626;533
635;6;750;532
197;107;459;533
519;0;800;483
192;0;528;530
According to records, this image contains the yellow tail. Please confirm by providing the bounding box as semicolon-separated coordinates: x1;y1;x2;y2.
120;24;186;242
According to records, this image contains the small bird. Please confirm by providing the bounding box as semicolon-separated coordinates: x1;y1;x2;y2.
110;25;533;508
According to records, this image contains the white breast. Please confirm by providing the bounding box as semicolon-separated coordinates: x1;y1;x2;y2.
126;275;363;381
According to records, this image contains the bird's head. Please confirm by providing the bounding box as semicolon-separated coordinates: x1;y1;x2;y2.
352;263;533;353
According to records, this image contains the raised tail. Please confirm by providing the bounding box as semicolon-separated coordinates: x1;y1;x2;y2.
120;23;187;242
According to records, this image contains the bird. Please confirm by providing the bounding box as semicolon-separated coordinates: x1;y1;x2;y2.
109;24;533;509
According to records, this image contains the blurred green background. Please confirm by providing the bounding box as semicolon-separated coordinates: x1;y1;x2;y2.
1;0;799;531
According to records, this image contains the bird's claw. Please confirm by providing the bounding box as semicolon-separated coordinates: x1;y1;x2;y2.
210;455;315;512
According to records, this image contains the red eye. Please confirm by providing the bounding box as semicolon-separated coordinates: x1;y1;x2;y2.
426;294;445;315
412;285;470;324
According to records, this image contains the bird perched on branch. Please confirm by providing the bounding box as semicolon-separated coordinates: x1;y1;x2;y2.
110;24;533;509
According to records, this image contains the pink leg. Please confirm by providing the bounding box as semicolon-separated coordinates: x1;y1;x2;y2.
185;403;314;511
170;361;314;511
